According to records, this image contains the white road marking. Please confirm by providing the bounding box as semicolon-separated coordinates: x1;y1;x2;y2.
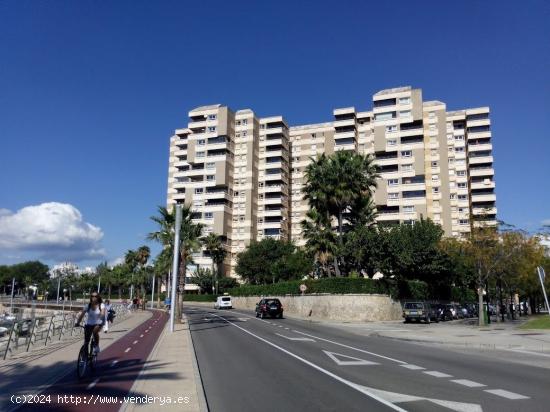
125;347;131;353
278;325;283;328
211;313;406;412
110;360;118;367
451;379;486;388
144;330;149;333
292;330;406;364
284;327;290;330
140;334;144;338
400;364;425;370
86;378;100;390
423;371;453;378
275;333;316;342
484;389;529;400
133;340;138;344
323;350;380;366
237;317;249;322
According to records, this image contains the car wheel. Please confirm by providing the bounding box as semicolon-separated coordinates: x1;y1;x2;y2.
260;312;265;319
426;316;431;324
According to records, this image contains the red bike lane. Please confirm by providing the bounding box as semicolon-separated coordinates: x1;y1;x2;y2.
16;309;169;412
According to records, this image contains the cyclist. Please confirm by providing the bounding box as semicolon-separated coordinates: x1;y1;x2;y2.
75;292;105;355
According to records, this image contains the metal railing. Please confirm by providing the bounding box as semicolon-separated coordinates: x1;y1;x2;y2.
0;303;129;360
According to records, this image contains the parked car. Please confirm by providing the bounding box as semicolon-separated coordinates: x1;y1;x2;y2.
444;304;458;320
255;298;284;319
434;304;453;321
214;296;233;310
402;302;439;324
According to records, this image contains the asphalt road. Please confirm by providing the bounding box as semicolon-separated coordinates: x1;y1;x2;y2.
12;310;168;412
185;306;550;412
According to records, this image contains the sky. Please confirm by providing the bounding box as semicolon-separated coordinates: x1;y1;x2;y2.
1;0;549;268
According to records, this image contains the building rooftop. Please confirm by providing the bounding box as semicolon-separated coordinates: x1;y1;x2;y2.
374;86;412;97
290;122;334;132
189;104;222;113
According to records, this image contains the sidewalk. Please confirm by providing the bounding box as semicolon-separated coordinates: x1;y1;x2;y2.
121;314;207;412
0;310;152;412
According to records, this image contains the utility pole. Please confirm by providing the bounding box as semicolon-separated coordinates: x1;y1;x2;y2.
56;276;61;304
10;277;15;314
170;205;182;333
537;267;549;317
150;274;155;309
97;276;101;293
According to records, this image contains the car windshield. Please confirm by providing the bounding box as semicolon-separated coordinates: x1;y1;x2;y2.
222;297;231;302
266;299;280;305
404;303;424;309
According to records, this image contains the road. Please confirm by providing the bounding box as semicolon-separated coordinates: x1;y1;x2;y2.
186;306;550;412
9;310;168;412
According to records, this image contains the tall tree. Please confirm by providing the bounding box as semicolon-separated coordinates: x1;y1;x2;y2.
202;233;227;294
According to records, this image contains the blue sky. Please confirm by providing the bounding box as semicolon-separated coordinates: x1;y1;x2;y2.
1;0;549;268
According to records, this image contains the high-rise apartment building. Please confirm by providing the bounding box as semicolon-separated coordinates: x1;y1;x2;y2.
167;87;496;277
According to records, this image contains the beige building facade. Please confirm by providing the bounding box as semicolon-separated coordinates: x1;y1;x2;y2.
167;87;497;277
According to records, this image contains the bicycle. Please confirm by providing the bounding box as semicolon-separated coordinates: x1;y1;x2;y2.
76;325;99;379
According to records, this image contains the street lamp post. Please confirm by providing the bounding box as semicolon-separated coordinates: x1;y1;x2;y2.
170;204;182;333
10;277;15;314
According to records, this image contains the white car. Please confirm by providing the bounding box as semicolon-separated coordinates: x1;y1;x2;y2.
215;296;233;310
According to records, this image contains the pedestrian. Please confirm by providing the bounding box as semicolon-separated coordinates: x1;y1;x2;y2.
103;299;112;333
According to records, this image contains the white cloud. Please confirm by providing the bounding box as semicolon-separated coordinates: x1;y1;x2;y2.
541;219;550;226
108;256;125;268
0;202;105;261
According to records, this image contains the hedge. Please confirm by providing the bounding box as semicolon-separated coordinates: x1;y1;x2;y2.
182;294;217;302
228;278;398;297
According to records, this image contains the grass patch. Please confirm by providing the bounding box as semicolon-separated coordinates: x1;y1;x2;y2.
520;315;550;329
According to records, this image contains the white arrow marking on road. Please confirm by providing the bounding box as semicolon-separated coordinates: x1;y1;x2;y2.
423;371;453;378
275;333;315;342
400;364;425;370
237;317;249;322
323;350;380;366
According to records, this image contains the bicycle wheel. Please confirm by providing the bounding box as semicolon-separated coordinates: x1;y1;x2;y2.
76;345;88;379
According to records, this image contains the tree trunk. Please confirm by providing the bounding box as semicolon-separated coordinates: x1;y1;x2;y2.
478;268;485;327
335;210;343;277
108;284;112;300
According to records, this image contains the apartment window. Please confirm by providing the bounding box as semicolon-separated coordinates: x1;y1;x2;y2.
208;126;216;133
388;178;399;186
450;194;457;200
207;114;217;120
236;120;241;126
388;192;399;200
457;170;466;177
196;151;205;158
399;110;411;118
432;175;439;181
242;131;247;136
311;133;316;138
195;188;203;194
386;125;398;133
455;147;465;152
401;150;412;158
456;159;466;165
205;212;213;220
429;112;436;118
447;134;454;141
431;161;438;168
197;139;206;145
455;135;464;141
402;164;413;171
458;207;466;213
375;112;396;121
459;219;469;225
206;175;215;181
236;133;241;138
448;158;455;165
432;187;440;193
193;200;202;207
206;162;215;169
387;139;397;146
458;194;468;201
458;182;467;189
242;119;248;125
399;97;411;105
403;206;415;214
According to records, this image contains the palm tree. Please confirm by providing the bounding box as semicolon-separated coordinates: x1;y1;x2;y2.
148;205;203;321
136;246;151;299
202;233;227;294
301;208;338;277
125;249;139;300
303;151;379;275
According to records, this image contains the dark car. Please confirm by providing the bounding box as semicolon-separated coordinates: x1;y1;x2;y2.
434;304;453;321
256;298;284;319
402;302;439;324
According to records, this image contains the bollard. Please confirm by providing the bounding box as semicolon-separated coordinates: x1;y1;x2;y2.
26;319;38;352
44;316;54;346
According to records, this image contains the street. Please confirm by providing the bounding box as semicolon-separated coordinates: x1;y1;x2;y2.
186;306;550;412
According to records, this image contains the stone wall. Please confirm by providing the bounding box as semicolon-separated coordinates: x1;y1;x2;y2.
219;294;403;322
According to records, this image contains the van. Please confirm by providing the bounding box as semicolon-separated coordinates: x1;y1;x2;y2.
215;296;233;310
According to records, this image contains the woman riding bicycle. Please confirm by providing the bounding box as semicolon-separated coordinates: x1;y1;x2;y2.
75;292;106;355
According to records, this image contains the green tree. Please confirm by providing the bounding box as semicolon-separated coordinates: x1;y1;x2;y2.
202;233;227;294
302;151;379;275
301;208;338;277
148;205;203;321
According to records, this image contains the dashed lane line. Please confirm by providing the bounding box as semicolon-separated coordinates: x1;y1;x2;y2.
86;378;100;390
140;334;144;338
110;360;118;367
484;389;530;400
451;379;486;388
423;371;453;378
133;340;138;345
400;364;425;370
125;347;131;353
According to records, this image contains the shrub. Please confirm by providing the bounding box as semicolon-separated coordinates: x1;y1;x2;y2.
183;294;217;302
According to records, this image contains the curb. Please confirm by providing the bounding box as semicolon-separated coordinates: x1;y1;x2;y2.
182;313;209;412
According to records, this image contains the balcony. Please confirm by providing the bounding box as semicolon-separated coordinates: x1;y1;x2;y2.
468;155;493;165
334;130;355;139
471;193;497;203
470;180;495;190
469;166;494;177
263;126;284;135
472;207;497;216
468;143;492;152
333;118;356;128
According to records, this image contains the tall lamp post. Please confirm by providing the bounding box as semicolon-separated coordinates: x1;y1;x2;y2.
170;205;182;333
